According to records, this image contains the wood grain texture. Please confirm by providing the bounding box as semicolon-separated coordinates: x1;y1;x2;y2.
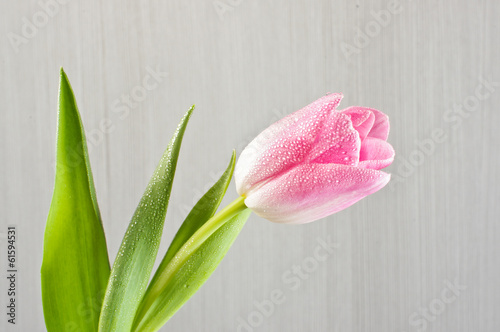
1;0;499;331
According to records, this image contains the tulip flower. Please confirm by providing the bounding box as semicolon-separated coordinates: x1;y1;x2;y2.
234;93;394;224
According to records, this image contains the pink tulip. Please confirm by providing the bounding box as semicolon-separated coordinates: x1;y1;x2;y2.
234;93;394;224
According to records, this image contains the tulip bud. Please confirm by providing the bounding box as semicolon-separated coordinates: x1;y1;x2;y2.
235;93;394;224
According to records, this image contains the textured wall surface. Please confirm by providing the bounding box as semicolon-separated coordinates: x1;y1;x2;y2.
1;1;499;331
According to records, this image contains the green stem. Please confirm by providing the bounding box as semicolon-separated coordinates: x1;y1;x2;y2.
133;196;248;331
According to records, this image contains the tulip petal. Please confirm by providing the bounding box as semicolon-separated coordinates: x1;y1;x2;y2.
244;163;391;224
235;93;343;195
307;111;361;166
341;107;376;141
358;137;395;170
367;109;390;140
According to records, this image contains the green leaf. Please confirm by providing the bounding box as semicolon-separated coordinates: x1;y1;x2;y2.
133;209;251;332
98;106;194;332
150;150;236;289
41;68;110;332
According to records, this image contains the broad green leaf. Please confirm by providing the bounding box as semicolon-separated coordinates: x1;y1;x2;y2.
41;68;110;332
99;106;194;332
149;150;236;290
133;209;251;332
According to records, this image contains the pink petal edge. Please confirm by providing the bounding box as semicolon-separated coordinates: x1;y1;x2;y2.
358;137;395;170
367;109;390;140
341;106;376;142
244;163;391;224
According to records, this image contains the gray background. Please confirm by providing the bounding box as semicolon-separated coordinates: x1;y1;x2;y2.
1;0;499;331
